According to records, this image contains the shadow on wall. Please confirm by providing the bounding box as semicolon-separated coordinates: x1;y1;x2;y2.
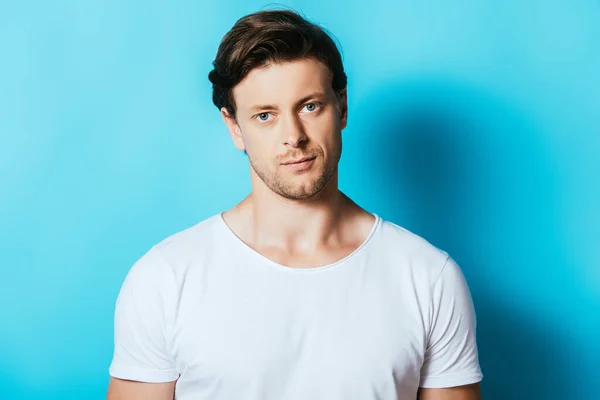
357;78;575;400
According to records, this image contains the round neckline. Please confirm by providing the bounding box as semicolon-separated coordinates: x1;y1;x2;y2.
215;212;381;273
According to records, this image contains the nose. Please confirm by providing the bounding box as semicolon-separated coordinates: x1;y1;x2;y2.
282;113;307;148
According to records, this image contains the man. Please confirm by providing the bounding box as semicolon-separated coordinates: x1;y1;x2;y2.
107;9;483;400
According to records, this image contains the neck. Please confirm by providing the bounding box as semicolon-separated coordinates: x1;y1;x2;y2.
236;169;353;253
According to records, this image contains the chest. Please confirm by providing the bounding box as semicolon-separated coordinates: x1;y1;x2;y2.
170;264;426;398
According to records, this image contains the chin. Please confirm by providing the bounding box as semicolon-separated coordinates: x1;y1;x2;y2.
290;180;331;199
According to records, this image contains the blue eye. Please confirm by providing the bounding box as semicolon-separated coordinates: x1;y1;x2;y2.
257;112;270;121
302;102;322;113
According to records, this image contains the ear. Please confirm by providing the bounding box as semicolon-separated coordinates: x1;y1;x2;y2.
221;108;246;151
337;89;348;131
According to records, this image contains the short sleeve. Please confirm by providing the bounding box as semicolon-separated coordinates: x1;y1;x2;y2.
419;256;483;388
108;247;180;383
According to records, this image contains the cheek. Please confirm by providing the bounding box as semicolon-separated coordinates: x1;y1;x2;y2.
321;127;342;151
243;129;277;160
307;115;339;144
324;133;342;163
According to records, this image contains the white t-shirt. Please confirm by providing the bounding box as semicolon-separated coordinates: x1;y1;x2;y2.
109;213;482;399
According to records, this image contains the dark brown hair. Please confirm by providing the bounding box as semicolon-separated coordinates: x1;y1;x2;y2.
208;9;347;118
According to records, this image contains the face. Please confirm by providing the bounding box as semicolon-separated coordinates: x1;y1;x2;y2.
221;58;347;201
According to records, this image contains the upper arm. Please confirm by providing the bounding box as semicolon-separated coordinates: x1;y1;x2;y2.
107;377;176;400
419;256;483;389
108;248;179;385
417;383;481;400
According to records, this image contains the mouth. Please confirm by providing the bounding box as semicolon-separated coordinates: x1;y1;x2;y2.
281;156;317;172
282;156;316;165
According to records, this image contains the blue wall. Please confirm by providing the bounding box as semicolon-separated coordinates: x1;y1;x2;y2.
1;1;598;398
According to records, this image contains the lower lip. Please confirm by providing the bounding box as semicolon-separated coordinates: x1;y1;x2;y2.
283;158;315;171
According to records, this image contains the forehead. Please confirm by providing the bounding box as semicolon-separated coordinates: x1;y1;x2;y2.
232;59;334;110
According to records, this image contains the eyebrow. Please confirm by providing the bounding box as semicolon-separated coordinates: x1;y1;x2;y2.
248;91;327;113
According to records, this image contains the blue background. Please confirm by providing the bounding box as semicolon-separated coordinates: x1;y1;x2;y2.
1;1;599;399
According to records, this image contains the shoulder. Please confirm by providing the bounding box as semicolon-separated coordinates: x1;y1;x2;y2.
153;214;223;261
126;213;224;284
373;217;452;286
